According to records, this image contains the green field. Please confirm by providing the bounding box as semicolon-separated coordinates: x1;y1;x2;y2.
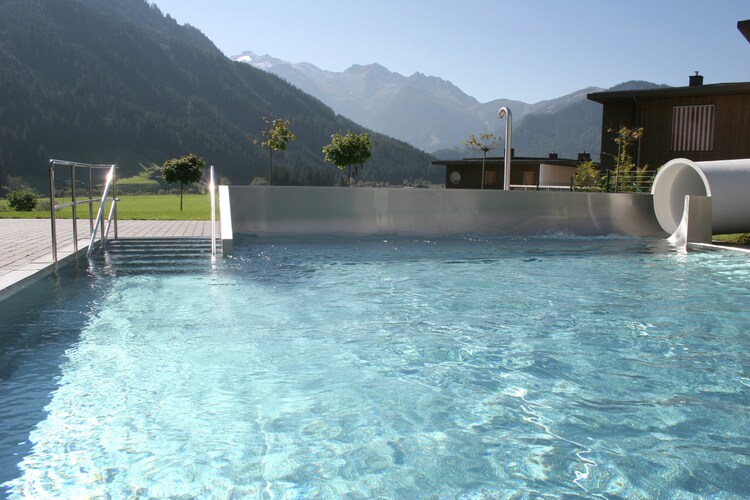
0;194;214;221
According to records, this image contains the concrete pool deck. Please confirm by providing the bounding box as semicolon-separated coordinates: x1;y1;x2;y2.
0;219;214;301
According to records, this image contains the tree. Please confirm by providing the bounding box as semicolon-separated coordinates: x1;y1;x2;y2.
322;131;373;186
608;125;645;192
161;153;205;210
461;133;501;189
254;117;296;185
573;160;603;191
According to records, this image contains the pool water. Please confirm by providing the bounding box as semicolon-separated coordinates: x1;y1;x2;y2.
1;236;749;497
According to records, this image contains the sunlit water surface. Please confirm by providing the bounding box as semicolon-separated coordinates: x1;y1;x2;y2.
1;236;749;498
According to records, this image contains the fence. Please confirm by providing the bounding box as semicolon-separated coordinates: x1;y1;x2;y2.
572;169;658;194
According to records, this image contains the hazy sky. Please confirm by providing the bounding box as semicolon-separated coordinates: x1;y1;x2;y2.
152;0;749;103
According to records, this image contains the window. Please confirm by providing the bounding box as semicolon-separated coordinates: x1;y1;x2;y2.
671;104;715;152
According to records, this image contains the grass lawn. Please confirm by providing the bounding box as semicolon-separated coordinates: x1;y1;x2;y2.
0;194;214;220
712;233;750;245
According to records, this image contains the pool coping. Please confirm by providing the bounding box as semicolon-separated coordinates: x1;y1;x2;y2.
0;219;216;302
691;242;750;254
0;242;85;302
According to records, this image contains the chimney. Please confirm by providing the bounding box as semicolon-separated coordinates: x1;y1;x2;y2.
578;152;591;162
689;71;704;87
548;152;558;160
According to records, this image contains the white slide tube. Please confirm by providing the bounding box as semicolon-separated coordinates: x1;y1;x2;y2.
651;158;750;234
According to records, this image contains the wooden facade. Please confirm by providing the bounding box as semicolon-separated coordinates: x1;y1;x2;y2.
588;82;750;170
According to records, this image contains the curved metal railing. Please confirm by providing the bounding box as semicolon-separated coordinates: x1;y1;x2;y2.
86;165;117;257
49;159;117;264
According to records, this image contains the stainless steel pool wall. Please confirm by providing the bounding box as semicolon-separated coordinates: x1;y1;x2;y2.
226;187;665;237
651;158;750;234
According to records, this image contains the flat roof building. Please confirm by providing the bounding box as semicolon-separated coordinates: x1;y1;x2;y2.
433;153;587;190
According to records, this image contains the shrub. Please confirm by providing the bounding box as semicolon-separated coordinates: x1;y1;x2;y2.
7;190;37;211
573;161;603;191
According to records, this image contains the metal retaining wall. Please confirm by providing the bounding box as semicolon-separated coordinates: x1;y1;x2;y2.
225;186;665;238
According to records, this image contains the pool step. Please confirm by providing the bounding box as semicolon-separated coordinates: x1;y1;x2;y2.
88;238;215;274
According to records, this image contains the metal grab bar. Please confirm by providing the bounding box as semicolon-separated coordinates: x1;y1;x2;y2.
52;198;107;209
101;189;118;252
86;166;116;257
209;165;217;260
49;159;116;264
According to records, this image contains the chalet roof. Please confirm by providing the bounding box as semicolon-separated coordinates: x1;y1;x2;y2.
739;19;750;44
587;82;750;103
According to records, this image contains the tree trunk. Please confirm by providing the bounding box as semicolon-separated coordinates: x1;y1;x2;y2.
481;152;486;189
348;165;351;187
614;142;621;192
268;145;273;185
180;182;183;211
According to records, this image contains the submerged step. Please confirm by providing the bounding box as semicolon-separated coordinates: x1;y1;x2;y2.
102;247;211;256
106;238;211;248
87;237;215;273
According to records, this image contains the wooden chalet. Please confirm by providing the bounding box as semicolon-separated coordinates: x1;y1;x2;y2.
588;20;750;171
588;80;750;171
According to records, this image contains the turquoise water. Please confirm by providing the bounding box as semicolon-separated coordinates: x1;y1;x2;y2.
1;236;749;498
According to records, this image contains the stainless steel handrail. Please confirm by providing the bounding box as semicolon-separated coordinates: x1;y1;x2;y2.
86;166;116;257
209;165;217;260
49;159;116;264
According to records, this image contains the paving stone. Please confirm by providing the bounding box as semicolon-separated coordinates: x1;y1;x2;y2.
0;218;216;299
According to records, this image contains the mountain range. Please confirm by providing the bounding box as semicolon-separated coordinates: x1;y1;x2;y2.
0;0;669;192
0;0;438;190
234;51;667;159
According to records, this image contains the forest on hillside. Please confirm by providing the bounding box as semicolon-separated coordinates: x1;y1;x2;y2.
0;0;439;193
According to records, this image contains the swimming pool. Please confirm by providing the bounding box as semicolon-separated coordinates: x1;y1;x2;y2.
1;236;749;497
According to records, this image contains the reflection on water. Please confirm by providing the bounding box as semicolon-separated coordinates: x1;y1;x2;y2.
1;236;749;497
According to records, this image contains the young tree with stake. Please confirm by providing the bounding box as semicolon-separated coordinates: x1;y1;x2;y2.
322;131;373;186
254;117;296;185
462;133;501;189
161;153;205;210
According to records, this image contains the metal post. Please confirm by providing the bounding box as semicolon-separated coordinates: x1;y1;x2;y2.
49;161;57;264
71;165;78;253
112;165;117;240
210;165;216;260
498;107;513;190
88;168;94;234
100;168;106;243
